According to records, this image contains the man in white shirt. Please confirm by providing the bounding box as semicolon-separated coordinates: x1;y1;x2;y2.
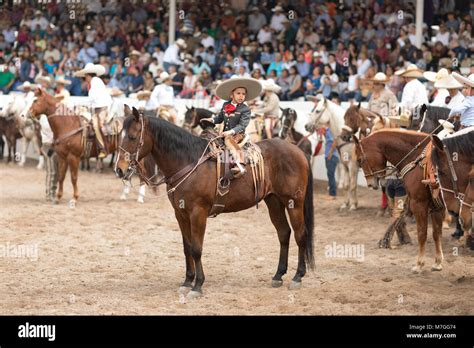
74;63;112;158
148;72;177;124
39;114;58;202
270;6;287;33
163;38;187;73
248;6;267;33
257;25;272;45
30;10;49;31
200;30;215;49
396;64;428;114
424;68;450;107
433;75;464;109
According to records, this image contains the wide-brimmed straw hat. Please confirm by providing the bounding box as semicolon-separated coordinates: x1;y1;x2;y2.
395;64;424;78
129;50;141;57
157;71;171;83
136;90;152;100
434;75;463;89
34;75;53;86
74;63;106;77
272;5;284;12
175;38;187;49
261;79;282;93
423;68;449;82
55;76;71;85
215;77;262;101
388;113;411;128
17;81;38;91
452;72;474;88
107;87;124;97
367;72;391;84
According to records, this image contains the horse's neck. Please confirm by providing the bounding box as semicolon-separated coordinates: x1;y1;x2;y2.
47;114;82;139
377;133;426;165
327;102;345;136
291;128;303;142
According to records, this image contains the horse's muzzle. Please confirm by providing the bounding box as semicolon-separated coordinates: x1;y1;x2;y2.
115;167;133;180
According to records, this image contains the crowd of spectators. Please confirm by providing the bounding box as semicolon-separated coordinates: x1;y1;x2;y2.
0;0;472;103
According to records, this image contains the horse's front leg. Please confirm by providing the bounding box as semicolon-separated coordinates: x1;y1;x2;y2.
175;211;195;294
33;135;44;170
67;154;80;207
56;156;68;202
19;137;28;166
431;209;445;271
186;207;208;299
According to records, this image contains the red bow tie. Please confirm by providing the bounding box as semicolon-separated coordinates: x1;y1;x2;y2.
224;103;236;115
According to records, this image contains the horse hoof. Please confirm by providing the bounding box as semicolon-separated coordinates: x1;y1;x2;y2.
378;240;390;249
349;205;357;211
18;162;25;167
339;204;347;211
119;194;127;201
178;286;192;294
271;280;283;288
411;265;423;274
186;290;202;299
137;197;144;204
431;264;443;272
288;281;302;290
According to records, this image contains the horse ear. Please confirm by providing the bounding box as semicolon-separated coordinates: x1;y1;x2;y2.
280;107;284;112
431;135;444;152
35;88;43;97
132;106;141;121
357;102;361;109
186;106;189;110
124;104;132;116
378;115;385;125
352;134;360;145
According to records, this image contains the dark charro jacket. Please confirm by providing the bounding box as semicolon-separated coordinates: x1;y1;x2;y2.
212;101;251;134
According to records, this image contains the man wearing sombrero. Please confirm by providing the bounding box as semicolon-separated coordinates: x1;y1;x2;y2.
367;72;398;118
74;63;112;159
54;76;71;103
448;73;474;129
395;64;428;114
148;71;177;124
202;77;262;178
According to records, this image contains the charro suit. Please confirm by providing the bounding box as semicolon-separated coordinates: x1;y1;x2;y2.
212;101;251;134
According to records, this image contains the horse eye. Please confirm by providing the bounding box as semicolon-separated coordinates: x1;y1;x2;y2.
128;134;137;141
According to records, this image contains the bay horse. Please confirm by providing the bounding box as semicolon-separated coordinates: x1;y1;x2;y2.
115;106;314;298
431;128;474;247
353;129;448;272
0;115;21;163
28;88;119;206
305;96;357;210
183;106;214;135
278;107;312;162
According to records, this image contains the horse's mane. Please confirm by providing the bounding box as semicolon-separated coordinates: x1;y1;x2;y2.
425;105;450;119
126;115;208;163
431;128;474;167
344;106;379;123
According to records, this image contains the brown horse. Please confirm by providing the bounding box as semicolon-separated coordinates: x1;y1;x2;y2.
353;129;446;272
0;116;21;163
115;106;314;298
342;104;379;139
278;107;312;162
431;129;473;246
29;88;118;206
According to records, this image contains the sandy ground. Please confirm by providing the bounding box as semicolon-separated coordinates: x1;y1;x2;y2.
0;159;473;315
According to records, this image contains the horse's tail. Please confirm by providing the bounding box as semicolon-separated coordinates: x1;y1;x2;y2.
304;165;315;270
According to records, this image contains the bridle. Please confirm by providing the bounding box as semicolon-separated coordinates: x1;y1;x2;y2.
117;115;146;181
279;110;296;139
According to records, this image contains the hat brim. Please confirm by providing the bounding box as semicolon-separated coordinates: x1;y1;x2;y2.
395;69;424;78
263;85;282;93
216;78;262;101
74;65;106;77
35;76;52;86
423;71;438;82
452;72;474;88
18;83;38;91
136;91;152;100
56;79;71;85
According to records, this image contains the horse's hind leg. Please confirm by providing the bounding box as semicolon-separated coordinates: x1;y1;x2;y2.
19;138;28;166
286;201;307;289
187;208;207;299
431;210;445;271
264;194;291;288
33;135;44;170
411;201;429;273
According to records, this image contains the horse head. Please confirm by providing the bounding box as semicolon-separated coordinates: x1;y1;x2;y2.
279;108;297;139
353;134;386;190
28;88;61;119
116;105;153;180
305;95;329;132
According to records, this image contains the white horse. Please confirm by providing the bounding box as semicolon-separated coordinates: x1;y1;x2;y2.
7;94;44;169
306;96;359;211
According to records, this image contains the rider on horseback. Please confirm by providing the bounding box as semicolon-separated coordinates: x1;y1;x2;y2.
74;63;112;159
252;79;281;139
201;77;262;178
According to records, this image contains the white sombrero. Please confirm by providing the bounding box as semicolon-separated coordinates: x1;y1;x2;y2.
272;5;284;12
17;81;38;91
157;71;171;83
136;90;152;100
261;79;282;93
423;68;449;82
129;50;141;57
452;72;474;88
215;77;262;101
74;63;106;77
434;75;463;89
107;87;124;97
35;75;53;86
395;64;424;78
175;38;187;49
367;72;391;84
55;76;71;85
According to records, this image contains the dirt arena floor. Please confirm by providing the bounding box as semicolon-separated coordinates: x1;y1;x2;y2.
1;160;473;315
